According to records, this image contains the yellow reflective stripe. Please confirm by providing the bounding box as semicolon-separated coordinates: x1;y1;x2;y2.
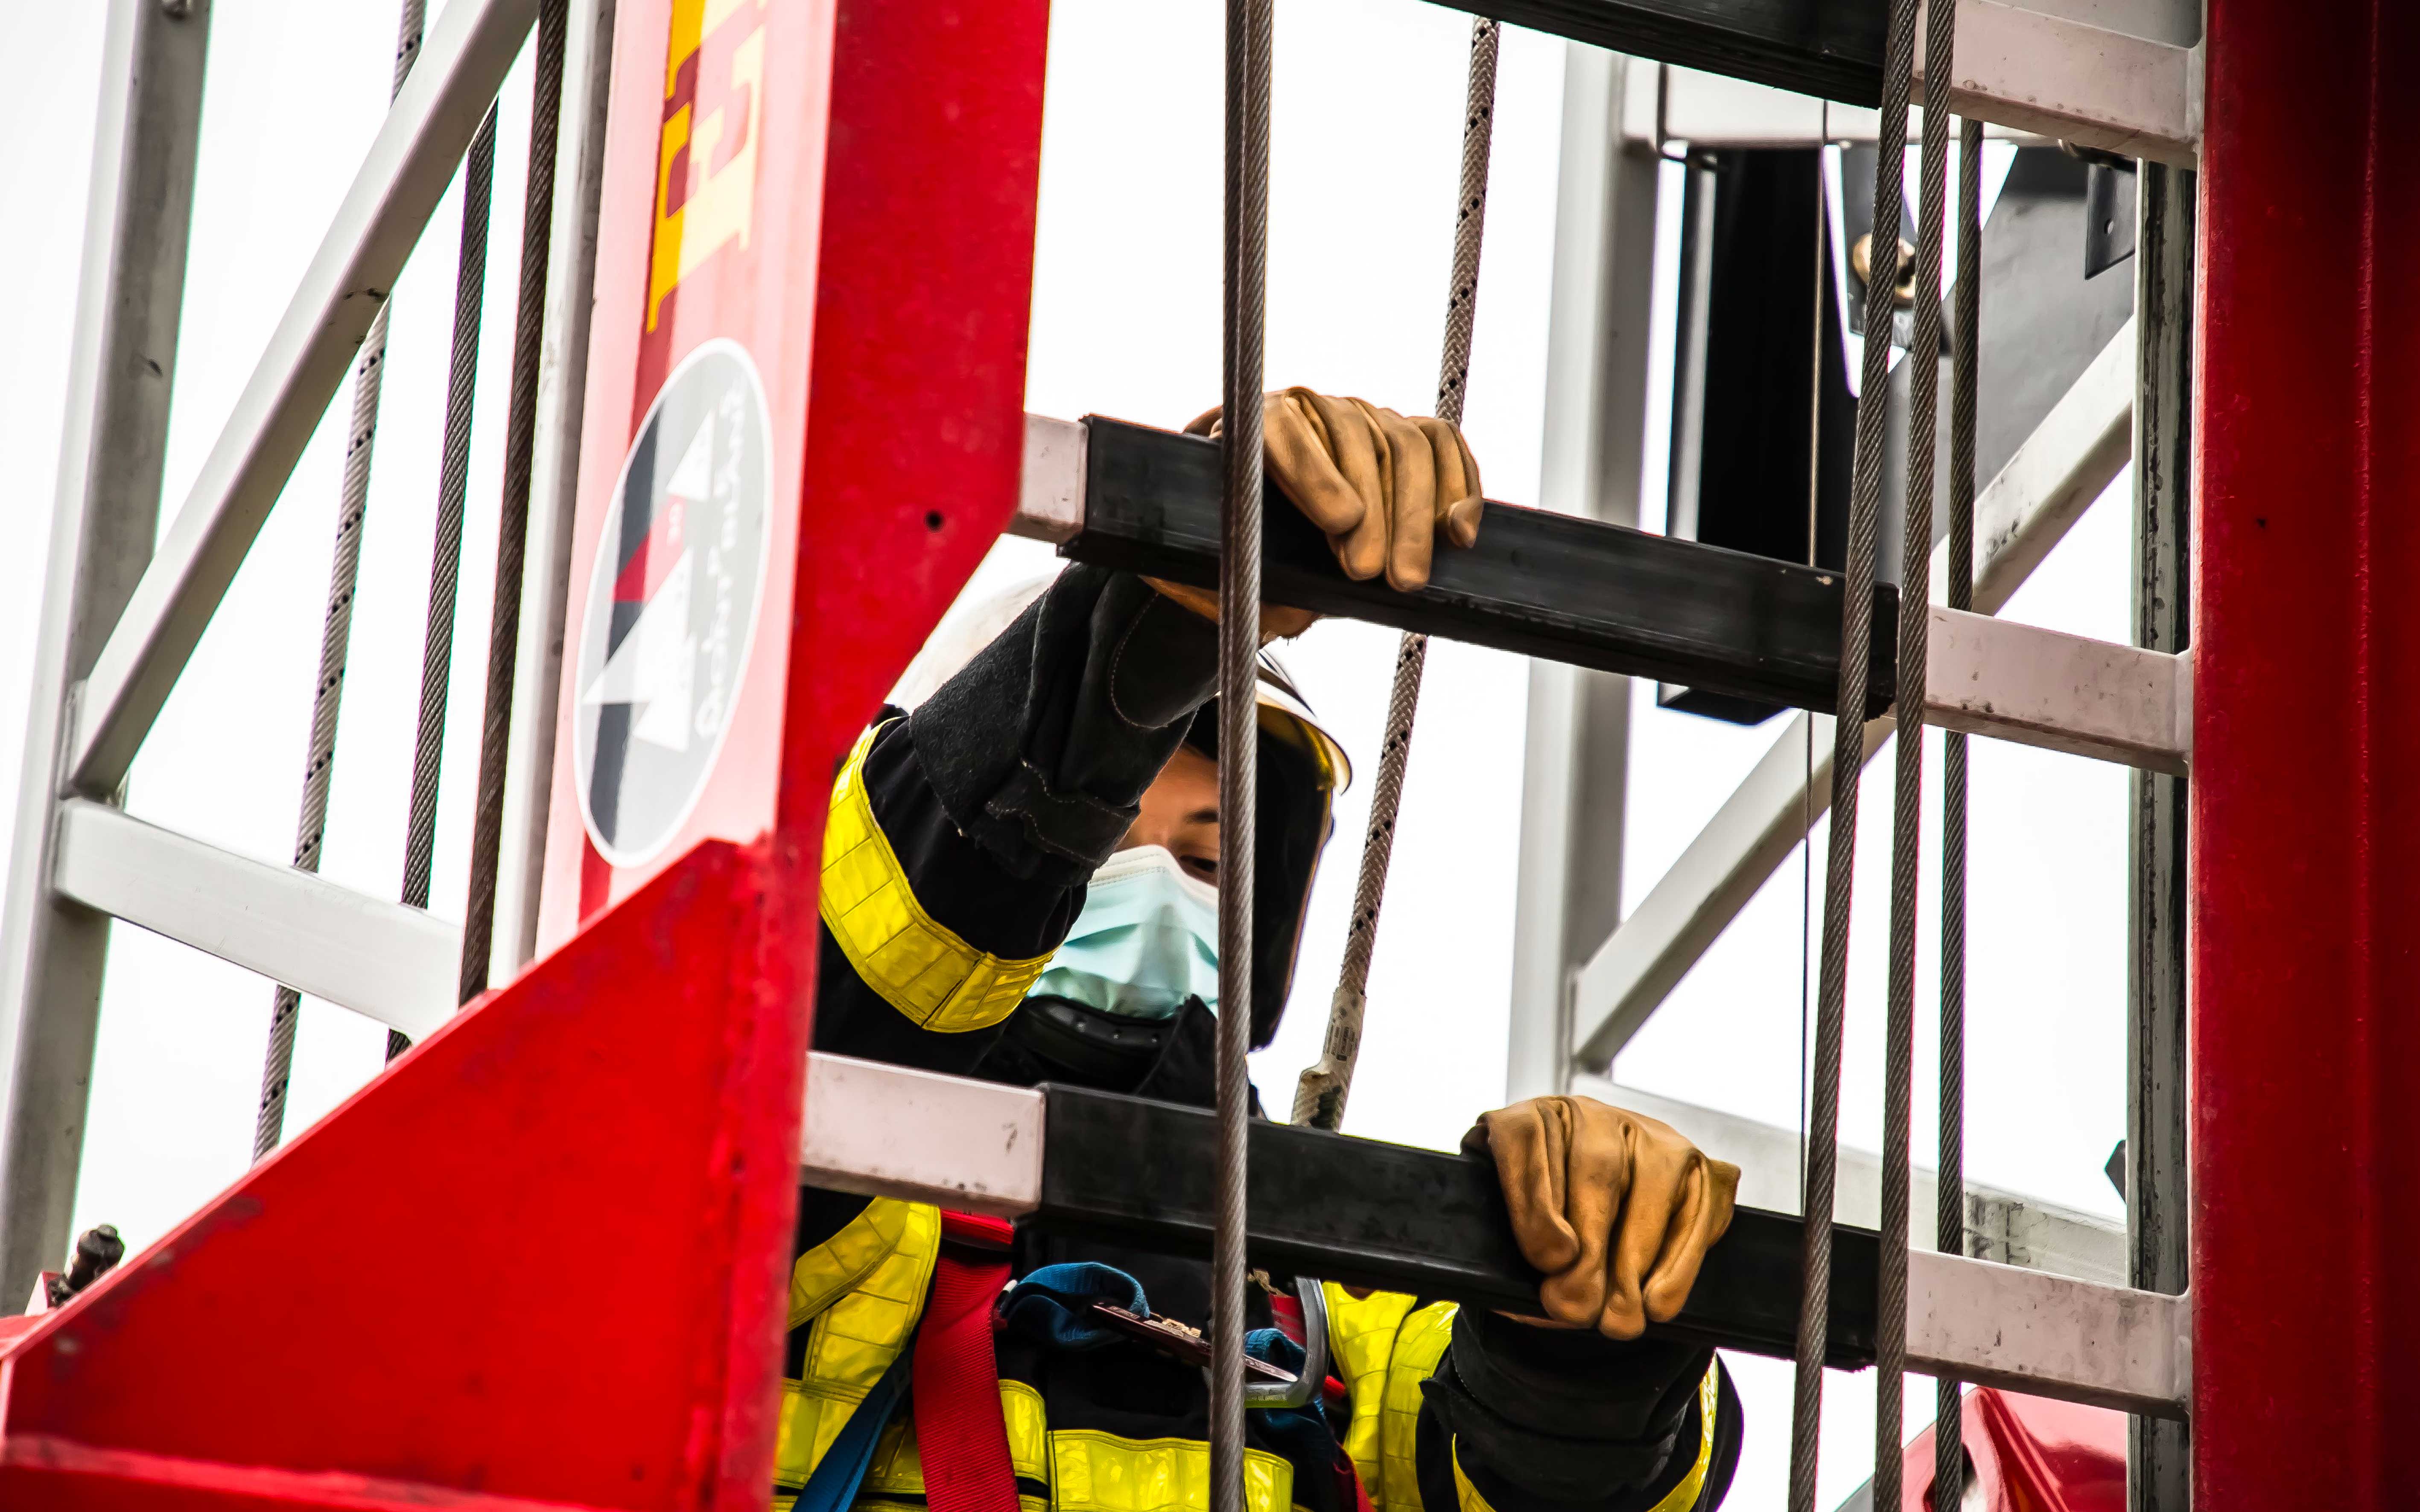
791;1194;913;1326
1003;1378;1051;1483
1323;1284;1419;1503
1640;1362;1721;1512
772;1200;942;1487
1376;1302;1458;1512
1047;1429;1292;1512
822;724;1055;1032
1446;1360;1720;1512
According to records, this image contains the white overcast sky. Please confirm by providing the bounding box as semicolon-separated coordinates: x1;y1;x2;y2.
0;2;2131;1504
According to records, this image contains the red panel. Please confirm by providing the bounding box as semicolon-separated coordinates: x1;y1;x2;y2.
1884;1390;2123;1512
0;0;1054;1495
537;0;838;945
2195;1;2420;1503
0;842;805;1510
537;0;1048;953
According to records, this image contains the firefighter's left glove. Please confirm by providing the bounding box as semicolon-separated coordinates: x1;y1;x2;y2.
1182;389;1485;592
1466;1095;1740;1341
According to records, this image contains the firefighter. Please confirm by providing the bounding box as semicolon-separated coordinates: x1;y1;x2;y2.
785;390;1746;1512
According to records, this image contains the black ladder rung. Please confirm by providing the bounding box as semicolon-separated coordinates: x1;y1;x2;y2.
1064;418;1900;720
1427;0;1888;106
1031;1081;1881;1369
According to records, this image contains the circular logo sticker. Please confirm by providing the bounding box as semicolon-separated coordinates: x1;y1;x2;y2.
573;338;773;868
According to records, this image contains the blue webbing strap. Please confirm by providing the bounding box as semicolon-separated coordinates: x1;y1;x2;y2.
785;1344;914;1512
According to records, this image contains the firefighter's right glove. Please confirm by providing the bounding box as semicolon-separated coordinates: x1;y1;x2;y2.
1465;1095;1740;1341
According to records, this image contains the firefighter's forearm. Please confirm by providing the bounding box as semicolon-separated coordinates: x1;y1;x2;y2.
1420;1308;1734;1512
908;564;1217;888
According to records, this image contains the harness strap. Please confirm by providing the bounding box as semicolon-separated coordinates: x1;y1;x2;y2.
914;1211;1021;1512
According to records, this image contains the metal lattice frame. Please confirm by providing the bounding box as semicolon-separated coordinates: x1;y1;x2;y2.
0;0;2257;1503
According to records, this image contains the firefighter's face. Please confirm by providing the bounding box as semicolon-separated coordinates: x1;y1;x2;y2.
1116;744;1220;886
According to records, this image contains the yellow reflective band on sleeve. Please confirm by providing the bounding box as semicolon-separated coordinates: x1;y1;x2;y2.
772;1200;942;1488
1445;1360;1720;1512
1376;1302;1458;1512
1046;1430;1292;1512
821;724;1056;1033
790;1194;913;1326
1640;1361;1721;1512
1323;1284;1419;1506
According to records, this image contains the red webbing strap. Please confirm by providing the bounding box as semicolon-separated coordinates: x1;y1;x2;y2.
914;1211;1019;1512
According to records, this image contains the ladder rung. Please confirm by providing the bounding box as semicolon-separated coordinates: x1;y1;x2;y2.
799;1052;2190;1415
804;1052;1874;1367
1047;415;1903;721
1024;415;2189;774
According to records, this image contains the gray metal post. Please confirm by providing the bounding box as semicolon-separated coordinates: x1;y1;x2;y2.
1507;46;1659;1100
490;0;617;985
2126;157;2192;1512
0;0;211;1304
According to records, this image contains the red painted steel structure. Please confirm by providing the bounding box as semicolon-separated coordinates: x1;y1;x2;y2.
2196;0;2420;1502
1883;1390;2124;1512
0;0;1048;1503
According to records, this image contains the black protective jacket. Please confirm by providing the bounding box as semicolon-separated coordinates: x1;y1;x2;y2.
795;565;1741;1512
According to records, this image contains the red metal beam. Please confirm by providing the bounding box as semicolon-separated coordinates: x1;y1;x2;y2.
0;842;803;1510
0;0;1050;1499
2195;0;2420;1501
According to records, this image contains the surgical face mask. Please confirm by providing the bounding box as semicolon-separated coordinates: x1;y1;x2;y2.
1029;845;1220;1021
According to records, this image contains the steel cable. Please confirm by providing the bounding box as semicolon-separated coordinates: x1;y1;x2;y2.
1799;111;1829;1207
1877;0;1956;1499
253;0;429;1162
1293;17;1498;1131
459;0;568;1006
386;105;497;1063
1211;0;1272;1503
1933;114;1982;1512
1786;0;1920;1499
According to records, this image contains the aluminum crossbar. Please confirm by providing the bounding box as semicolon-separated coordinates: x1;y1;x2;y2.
65;0;540;797
1927;609;2189;775
1917;0;2200;166
49;802;458;1040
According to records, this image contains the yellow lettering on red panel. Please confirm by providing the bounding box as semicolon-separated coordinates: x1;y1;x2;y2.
649;0;768;331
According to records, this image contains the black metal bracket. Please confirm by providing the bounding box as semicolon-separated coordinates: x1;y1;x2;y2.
1441;0;1886;107
1066;418;1898;720
1031;1082;1880;1370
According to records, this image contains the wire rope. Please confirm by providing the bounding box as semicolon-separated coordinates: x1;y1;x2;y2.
1799;114;1829;1204
458;0;569;1005
1932;114;1982;1512
1877;0;1957;1496
1211;0;1273;1501
388;105;497;1064
1293;17;1499;1131
1786;0;1920;1500
253;0;429;1162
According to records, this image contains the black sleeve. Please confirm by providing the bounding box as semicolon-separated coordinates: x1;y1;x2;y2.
1413;1308;1743;1512
809;565;1221;1075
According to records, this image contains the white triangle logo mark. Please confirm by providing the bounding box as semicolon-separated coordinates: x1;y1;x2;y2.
580;548;697;753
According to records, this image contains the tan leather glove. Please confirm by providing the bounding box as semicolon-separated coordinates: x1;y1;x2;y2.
1466;1095;1741;1340
1182;388;1485;591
